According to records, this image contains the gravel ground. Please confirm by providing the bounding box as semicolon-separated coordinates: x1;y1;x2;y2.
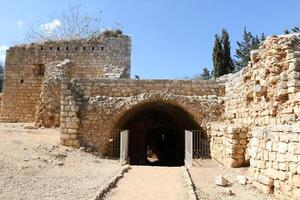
105;166;189;200
189;159;277;200
0;123;122;200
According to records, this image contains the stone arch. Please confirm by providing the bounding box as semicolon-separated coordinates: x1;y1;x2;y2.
77;92;222;159
108;93;207;138
107;94;205;166
114;101;201;131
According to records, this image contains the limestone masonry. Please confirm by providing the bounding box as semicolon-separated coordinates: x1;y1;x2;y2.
1;32;300;199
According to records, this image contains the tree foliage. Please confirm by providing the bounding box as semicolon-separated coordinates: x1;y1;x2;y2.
25;4;114;42
234;27;265;71
284;26;300;34
220;29;234;75
213;34;222;78
200;67;211;80
212;29;234;78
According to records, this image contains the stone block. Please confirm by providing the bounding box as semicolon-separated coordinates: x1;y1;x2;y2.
214;175;229;187
288;86;300;93
266;168;278;180
278;142;288;153
289;62;300;72
292;175;300;188
266;141;272;151
278;170;287;181
252;181;273;194
277;153;286;162
65;121;79;129
236;175;247;185
258;175;274;186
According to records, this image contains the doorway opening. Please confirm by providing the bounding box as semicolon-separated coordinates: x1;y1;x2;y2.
114;102;201;166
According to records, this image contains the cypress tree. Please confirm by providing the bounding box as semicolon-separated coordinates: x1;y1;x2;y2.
221;29;234;75
212;34;222;78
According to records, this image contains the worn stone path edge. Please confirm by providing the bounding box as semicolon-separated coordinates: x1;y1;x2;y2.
91;165;131;200
182;167;198;200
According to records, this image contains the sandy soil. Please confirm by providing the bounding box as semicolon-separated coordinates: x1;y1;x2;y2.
189;159;277;200
105;166;188;200
0;123;122;200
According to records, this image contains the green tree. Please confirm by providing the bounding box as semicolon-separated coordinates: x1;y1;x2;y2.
220;29;234;75
284;26;300;34
200;67;211;80
212;34;222;78
235;27;265;71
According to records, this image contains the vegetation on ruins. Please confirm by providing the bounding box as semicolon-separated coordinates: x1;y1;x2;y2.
25;4;122;42
213;29;234;78
284;26;300;34
234;28;266;71
200;67;212;80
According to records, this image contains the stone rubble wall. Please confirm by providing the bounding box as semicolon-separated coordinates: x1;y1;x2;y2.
249;125;300;199
60;79;225;155
221;34;300;126
35;59;72;128
0;34;131;122
210;34;300;198
210;123;249;167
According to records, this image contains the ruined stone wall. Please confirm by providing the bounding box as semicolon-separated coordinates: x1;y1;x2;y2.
220;35;300;126
210;123;249;167
35;59;72;128
249;125;300;199
60;79;225;155
209;34;300;199
1;34;131;122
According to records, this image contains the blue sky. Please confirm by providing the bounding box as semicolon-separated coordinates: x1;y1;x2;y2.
0;0;300;79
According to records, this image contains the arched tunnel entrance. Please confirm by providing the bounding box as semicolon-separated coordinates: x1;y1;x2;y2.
114;102;202;166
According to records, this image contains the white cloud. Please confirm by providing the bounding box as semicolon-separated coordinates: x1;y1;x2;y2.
16;20;24;28
0;45;8;63
41;19;62;33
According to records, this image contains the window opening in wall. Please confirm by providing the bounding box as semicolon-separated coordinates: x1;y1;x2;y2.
101;46;104;51
50;47;53;50
83;46;86;50
92;46;95;50
75;46;78;50
57;47;60;51
20;77;24;84
40;46;43;51
66;46;69;51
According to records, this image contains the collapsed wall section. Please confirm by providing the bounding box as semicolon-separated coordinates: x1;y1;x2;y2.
35;59;72;128
0;34;131;122
219;34;300;126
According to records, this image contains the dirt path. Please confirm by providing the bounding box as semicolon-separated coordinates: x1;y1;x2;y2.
105;166;188;200
0;123;122;200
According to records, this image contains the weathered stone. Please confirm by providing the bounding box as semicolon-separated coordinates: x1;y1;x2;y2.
236;175;247;185
214;175;229;187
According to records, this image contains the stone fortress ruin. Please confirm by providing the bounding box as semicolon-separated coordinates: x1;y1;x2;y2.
1;31;300;199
